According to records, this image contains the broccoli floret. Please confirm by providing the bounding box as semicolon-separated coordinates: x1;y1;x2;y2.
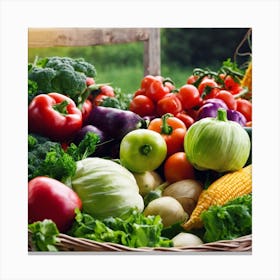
28;56;97;106
51;64;87;97
28;67;56;94
43;56;96;77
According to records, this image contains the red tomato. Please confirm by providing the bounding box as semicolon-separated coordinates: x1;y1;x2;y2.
94;94;108;106
215;90;237;110
156;93;182;116
129;95;156;117
175;112;195;129
133;88;146;98
164;152;195;183
177;84;202;109
146;79;170;102
236;98;252;121
186;75;199;85
141;75;161;91
198;78;219;99
224;75;241;95
164;81;176;92
28;176;82;232
100;85;115;97
81;99;93;123
86;77;95;86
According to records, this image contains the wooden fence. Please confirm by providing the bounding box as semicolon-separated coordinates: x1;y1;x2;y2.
28;28;161;76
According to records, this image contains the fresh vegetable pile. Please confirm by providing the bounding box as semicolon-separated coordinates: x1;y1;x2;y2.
28;56;252;251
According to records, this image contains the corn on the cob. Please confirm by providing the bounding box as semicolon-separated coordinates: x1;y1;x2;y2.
182;164;252;231
241;61;252;100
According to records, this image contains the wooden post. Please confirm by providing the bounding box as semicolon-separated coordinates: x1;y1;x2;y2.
144;28;161;76
28;28;161;76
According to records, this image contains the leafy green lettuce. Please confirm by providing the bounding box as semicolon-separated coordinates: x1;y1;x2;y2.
28;132;99;183
28;219;59;252
200;194;252;243
68;208;173;248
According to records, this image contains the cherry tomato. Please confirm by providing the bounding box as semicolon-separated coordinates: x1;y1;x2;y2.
133;88;146;97
120;129;167;173
236;98;252;121
86;77;95;86
177;84;202;109
185;108;200;120
146;79;170;102
164;152;195;183
198;78;219;99
129;95;156;117
164;81;176;92
94;94;108;106
28;176;82;232
224;75;241;95
186;75;199;85
156;93;182;116
175;112;195;129
140;75;161;91
215;90;237;110
100;85;115;97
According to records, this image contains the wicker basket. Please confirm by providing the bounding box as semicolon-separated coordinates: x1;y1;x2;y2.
28;231;252;253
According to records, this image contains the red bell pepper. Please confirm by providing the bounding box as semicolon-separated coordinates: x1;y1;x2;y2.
148;113;187;156
28;176;82;232
28;93;82;141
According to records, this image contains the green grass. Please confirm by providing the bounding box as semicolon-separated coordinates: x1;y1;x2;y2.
28;44;194;94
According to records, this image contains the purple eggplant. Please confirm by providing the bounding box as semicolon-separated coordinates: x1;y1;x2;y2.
203;98;228;109
226;109;247;126
73;125;110;156
74;125;107;144
86;106;144;139
197;99;228;121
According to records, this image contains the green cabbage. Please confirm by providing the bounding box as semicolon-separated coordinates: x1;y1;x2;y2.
70;157;144;219
184;109;251;172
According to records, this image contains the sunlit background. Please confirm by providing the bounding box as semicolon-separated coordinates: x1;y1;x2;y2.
28;28;251;95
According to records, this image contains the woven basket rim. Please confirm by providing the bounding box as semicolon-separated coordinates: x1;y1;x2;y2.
28;231;252;252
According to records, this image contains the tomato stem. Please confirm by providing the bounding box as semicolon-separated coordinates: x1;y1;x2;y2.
160;113;173;135
139;144;153;156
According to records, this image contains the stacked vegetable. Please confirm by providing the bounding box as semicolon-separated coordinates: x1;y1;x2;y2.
28;56;252;251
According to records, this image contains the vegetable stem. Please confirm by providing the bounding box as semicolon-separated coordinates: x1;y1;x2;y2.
52;100;69;115
160;113;173;135
140;144;153;156
216;108;228;122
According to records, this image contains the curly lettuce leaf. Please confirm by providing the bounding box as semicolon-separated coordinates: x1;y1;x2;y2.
28;220;59;252
200;194;252;243
68;208;173;248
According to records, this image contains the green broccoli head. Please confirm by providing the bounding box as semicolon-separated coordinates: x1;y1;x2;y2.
28;56;97;106
51;64;87;97
43;56;97;77
28;66;56;94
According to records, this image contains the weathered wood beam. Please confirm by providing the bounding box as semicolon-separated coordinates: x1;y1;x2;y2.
28;28;150;47
28;28;161;76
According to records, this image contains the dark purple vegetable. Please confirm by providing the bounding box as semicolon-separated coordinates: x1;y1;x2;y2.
226;110;247;126
74;125;107;144
196;99;228;121
86;106;144;139
203;98;228;109
73;125;110;156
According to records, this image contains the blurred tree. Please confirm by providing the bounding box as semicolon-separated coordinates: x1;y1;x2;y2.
161;28;251;69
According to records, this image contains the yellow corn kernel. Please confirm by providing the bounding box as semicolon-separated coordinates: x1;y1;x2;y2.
182;165;252;231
